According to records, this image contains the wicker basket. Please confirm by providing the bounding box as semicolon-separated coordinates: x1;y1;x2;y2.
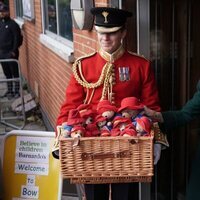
59;132;154;184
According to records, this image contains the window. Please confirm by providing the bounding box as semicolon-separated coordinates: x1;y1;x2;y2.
40;0;74;62
15;0;23;19
109;0;122;8
44;0;73;41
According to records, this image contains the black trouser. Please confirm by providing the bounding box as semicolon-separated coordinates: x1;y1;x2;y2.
128;183;139;199
84;183;138;200
1;61;19;93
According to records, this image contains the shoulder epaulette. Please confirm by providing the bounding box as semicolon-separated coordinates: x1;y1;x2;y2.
75;52;96;63
128;51;149;61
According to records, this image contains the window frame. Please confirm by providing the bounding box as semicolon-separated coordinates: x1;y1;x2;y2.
40;0;74;63
42;0;73;42
14;0;24;19
14;0;24;29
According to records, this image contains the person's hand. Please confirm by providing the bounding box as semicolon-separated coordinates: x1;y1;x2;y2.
154;143;162;165
143;106;164;122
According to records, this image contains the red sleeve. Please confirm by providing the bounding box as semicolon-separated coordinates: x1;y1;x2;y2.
140;61;161;112
56;75;86;127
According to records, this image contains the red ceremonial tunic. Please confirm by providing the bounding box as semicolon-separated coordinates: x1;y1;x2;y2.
56;48;160;131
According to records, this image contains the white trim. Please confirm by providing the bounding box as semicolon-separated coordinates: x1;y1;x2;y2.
39;34;74;63
14;18;24;29
40;1;74;62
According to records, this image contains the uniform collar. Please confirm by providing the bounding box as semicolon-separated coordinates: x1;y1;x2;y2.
99;45;125;63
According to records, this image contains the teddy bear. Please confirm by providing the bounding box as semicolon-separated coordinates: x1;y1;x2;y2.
95;114;110;136
61;122;73;138
62;108;85;138
118;97;145;126
70;126;86;138
77;104;97;126
111;116;137;137
96;100;117;131
77;104;99;137
135;116;152;136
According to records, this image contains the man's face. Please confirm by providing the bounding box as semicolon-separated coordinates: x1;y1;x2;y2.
97;29;126;54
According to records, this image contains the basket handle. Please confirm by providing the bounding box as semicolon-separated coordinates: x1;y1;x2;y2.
129;139;139;144
81;150;132;160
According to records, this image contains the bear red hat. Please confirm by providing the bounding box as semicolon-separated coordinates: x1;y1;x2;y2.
136;116;152;133
67;109;84;126
71;126;85;134
97;100;117;114
95;115;107;124
113;116;132;128
120;127;137;136
118;97;144;112
77;104;97;119
70;126;86;137
100;129;110;137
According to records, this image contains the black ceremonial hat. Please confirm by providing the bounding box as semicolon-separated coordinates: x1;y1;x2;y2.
90;7;132;33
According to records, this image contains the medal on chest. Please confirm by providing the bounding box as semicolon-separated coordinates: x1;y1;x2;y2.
118;67;130;81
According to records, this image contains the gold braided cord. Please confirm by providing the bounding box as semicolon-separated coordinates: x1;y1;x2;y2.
72;58;114;102
108;76;113;102
100;63;114;100
72;60;109;89
107;86;111;102
87;88;95;104
72;47;124;103
77;65;91;104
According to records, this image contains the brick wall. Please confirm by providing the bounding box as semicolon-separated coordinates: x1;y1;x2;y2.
8;0;109;130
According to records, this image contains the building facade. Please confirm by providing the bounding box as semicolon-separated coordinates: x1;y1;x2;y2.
7;0;200;199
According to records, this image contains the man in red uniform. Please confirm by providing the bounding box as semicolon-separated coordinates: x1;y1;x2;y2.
53;7;167;200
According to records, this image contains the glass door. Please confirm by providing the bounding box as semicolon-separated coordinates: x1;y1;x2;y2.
150;0;200;199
